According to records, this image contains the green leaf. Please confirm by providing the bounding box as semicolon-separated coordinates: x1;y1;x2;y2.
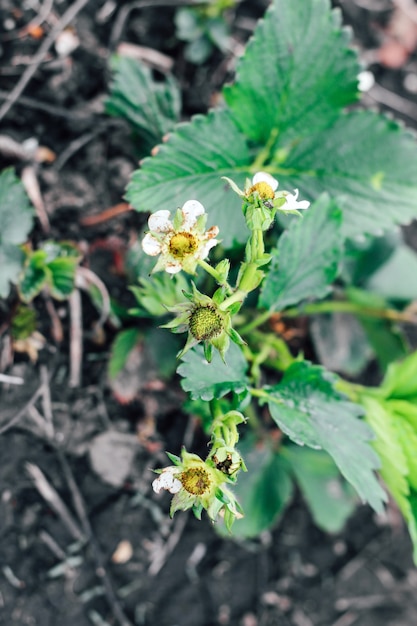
259;195;343;311
346;288;407;371
381;351;417;402
0;244;25;299
0;168;34;298
341;232;399;286
108;327;142;379
283;446;357;533
266;361;387;513
48;257;79;300
363;396;417;562
18;250;49;302
366;243;417;301
177;341;248;401
130;272;190;317
310;313;372;377
223;0;359;145
276;112;417;240
18;242;81;302
126;109;250;248
105;55;180;153
224;436;294;538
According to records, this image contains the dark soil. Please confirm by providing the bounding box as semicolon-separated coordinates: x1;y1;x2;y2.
1;1;417;625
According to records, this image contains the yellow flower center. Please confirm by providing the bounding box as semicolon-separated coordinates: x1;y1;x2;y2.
189;305;223;341
246;182;275;200
169;231;198;259
180;466;211;496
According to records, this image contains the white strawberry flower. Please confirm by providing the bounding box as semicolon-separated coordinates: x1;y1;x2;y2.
142;200;219;274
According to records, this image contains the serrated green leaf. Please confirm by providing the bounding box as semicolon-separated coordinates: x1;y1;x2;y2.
108;327;142;379
275;112;417;240
259;195;342;311
363;396;417;562
0;168;35;298
266;361;386;513
18;242;80;302
223;0;359;145
222;436;294;538
283;446;357;533
18;250;50;302
177;341;248;401
47;257;79;300
126;109;250;248
130;272;190;317
105;55;180;153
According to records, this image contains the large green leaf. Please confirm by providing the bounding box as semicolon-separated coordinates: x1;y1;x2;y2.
266;361;387;513
363;396;417;562
126;109;250;247
177;341;248;401
223;0;359;145
259;195;342;311
275;112;417;240
0;168;34;298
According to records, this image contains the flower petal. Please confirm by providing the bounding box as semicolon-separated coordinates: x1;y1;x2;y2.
252;171;278;191
284;189;310;211
165;260;183;274
148;210;172;232
181;200;205;229
199;239;218;260
142;233;162;256
152;469;182;494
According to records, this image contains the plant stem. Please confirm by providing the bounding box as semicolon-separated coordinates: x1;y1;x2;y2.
197;258;233;293
239;299;417;334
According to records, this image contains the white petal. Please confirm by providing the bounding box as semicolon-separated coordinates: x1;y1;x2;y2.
181;200;205;229
142;233;162;256
199;239;218;260
284;189;310;211
148;210;172;232
152;469;182;494
252;171;278;191
165;261;183;274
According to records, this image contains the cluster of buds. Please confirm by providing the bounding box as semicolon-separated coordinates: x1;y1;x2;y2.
141;173;310;524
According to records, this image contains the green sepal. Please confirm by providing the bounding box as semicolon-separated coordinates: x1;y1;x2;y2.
166;451;182;465
204;341;213;363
